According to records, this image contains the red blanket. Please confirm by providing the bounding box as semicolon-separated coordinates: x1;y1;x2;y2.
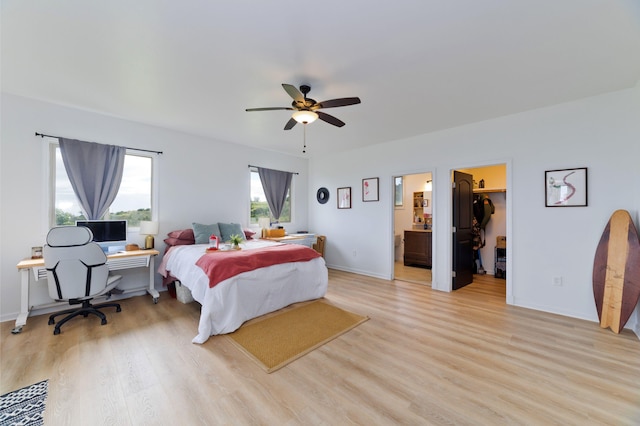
195;244;321;288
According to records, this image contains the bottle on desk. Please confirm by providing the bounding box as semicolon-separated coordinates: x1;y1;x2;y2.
209;235;219;250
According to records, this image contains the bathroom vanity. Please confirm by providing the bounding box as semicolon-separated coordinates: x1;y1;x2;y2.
403;229;432;268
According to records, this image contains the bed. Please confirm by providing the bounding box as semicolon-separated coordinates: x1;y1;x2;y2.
159;232;328;344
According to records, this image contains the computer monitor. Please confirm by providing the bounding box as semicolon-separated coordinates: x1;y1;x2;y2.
75;220;127;252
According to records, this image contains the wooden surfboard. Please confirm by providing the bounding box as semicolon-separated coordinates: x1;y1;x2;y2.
593;209;640;333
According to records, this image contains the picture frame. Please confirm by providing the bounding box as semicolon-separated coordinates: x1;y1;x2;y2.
545;167;588;207
362;177;379;202
337;187;351;209
31;246;43;259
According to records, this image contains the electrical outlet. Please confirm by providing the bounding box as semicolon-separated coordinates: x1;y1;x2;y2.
552;276;563;286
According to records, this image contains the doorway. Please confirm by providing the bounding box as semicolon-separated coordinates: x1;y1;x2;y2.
393;172;433;286
453;164;508;296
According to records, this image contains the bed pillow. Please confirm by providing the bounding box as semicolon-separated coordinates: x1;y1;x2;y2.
192;222;222;244
164;237;195;247
168;228;195;241
243;228;256;240
218;222;245;242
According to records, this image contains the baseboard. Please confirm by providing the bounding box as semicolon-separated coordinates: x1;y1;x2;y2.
512;298;596;322
0;288;167;325
325;264;389;281
513;297;640;341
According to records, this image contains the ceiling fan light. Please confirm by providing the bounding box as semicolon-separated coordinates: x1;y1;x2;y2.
292;110;318;124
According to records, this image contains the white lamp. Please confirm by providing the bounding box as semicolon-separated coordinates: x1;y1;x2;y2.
292;110;318;124
139;221;159;249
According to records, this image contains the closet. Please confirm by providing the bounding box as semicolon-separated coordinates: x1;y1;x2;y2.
458;165;507;278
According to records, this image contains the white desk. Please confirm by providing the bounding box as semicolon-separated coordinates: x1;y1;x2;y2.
262;234;316;247
13;249;160;334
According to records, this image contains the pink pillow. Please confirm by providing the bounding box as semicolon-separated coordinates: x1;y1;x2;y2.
164;237;195;247
244;229;256;240
168;229;195;242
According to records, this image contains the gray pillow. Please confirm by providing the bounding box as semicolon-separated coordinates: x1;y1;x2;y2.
218;222;245;242
192;222;222;244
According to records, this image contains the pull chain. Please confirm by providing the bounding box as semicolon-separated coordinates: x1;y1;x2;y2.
303;123;307;154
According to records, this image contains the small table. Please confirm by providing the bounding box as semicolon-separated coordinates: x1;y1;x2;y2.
13;249;160;334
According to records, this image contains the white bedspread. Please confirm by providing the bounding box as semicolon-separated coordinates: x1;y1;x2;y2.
163;240;328;343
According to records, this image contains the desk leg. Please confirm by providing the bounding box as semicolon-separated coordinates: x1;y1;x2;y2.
12;269;31;334
147;256;160;304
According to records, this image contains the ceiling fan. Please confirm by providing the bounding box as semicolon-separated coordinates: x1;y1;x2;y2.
246;84;361;130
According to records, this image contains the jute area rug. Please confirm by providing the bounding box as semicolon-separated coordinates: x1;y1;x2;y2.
0;379;48;426
228;299;369;373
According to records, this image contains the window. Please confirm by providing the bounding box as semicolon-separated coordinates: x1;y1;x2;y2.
249;169;291;224
394;176;404;207
51;144;153;228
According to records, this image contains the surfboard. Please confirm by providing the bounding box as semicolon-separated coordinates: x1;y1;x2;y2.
592;209;640;334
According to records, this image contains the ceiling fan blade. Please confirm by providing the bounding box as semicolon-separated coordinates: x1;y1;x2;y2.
284;117;297;130
245;107;294;112
316;97;361;109
282;84;304;103
317;111;345;127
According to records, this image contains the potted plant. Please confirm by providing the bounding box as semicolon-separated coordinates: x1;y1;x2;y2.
229;234;243;250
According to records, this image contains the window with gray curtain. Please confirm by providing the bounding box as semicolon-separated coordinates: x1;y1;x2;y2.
58;138;126;220
257;167;293;221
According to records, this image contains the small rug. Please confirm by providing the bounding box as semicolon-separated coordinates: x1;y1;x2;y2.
0;380;48;426
228;299;368;373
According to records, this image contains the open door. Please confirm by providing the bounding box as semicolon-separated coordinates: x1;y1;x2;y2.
452;170;474;289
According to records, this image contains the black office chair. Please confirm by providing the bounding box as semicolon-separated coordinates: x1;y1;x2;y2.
44;226;122;335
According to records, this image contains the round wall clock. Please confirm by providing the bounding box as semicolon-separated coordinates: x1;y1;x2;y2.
316;187;330;204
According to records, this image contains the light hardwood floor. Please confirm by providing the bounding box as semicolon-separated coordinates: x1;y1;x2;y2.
2;270;639;425
394;261;432;285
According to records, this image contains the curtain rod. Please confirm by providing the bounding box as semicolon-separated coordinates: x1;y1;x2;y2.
248;164;299;175
35;132;163;155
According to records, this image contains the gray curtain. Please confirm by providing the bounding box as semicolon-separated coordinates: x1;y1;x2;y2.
59;138;126;220
257;167;293;221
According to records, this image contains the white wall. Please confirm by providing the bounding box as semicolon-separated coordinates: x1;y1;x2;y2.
0;93;309;321
309;85;640;334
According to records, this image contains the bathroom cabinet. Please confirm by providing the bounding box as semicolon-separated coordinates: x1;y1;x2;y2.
403;230;432;268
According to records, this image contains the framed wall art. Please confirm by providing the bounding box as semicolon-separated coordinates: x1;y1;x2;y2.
316;187;329;204
545;167;588;207
337;187;351;209
362;177;379;202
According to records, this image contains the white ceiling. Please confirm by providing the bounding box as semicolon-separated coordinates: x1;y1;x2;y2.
2;1;639;157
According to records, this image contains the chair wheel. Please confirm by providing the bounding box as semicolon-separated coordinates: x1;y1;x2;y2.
116;306;122;312
53;328;60;335
101;318;107;325
48;318;55;325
